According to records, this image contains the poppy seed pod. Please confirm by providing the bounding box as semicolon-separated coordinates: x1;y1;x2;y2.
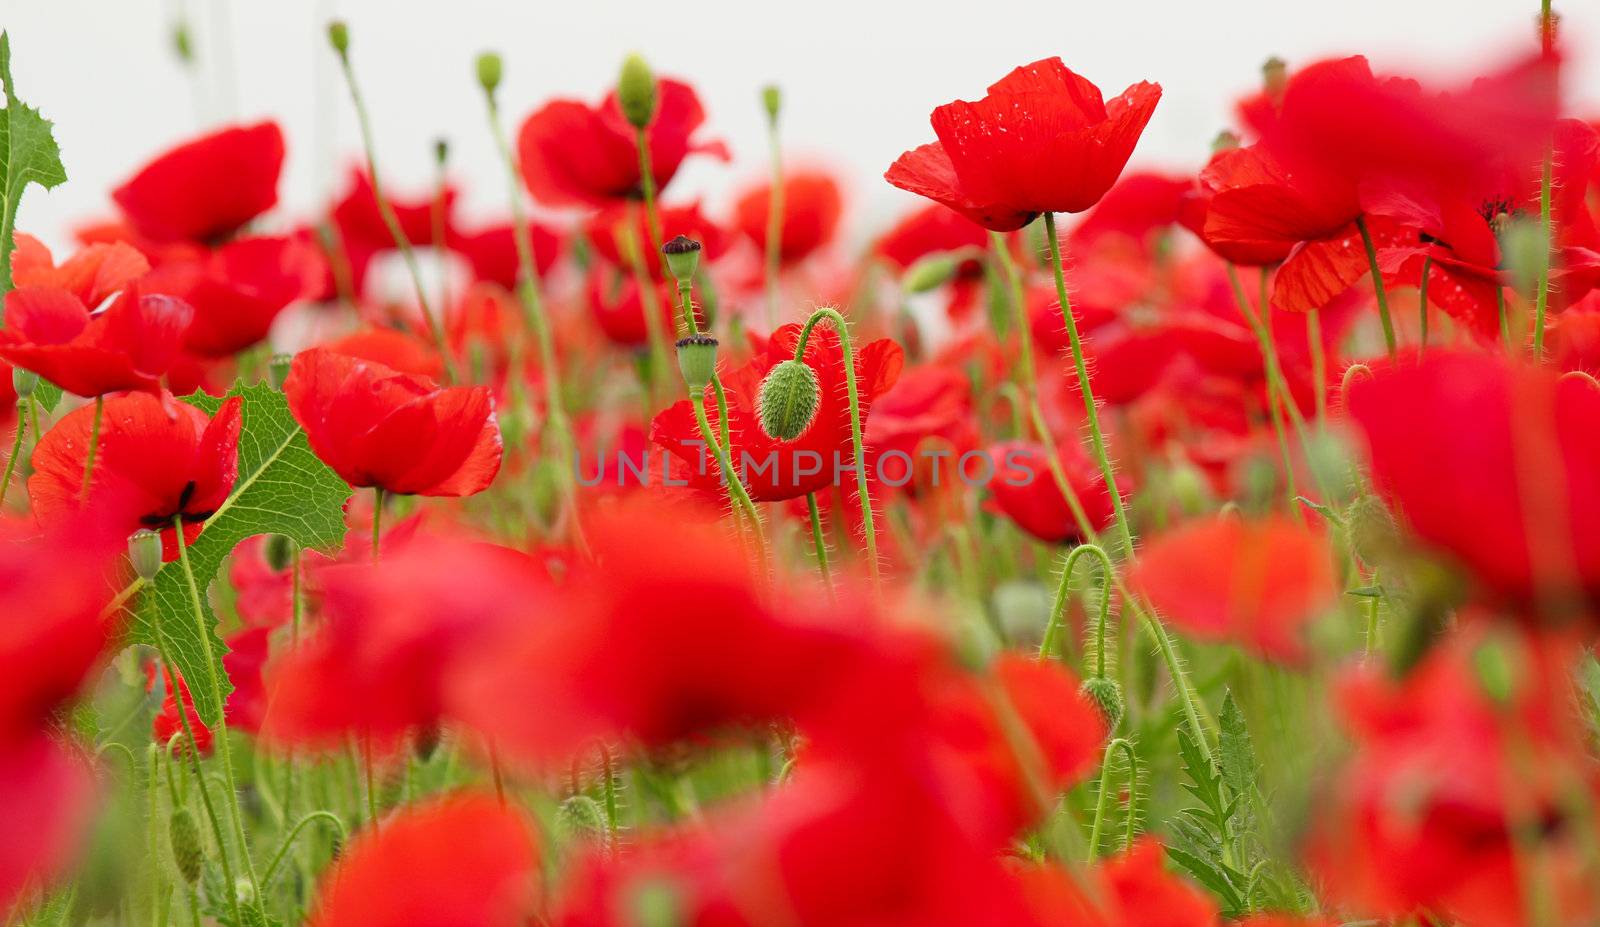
757;359;821;441
11;366;38;398
433;137;450;166
661;234;702;282
902;253;961;294
761;84;782;124
675;335;718;392
129;530;163;582
326;20;350;57
617;53;657;130
1080;676;1124;730
475;52;502;96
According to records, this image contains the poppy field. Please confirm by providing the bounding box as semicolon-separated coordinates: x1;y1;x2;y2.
5;4;1600;926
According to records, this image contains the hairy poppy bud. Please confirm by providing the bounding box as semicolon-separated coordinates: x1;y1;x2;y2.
902;253;961;294
326;20;350;57
129;530;163;581
1080;676;1124;730
168;807;203;883
268;353;292;390
675;335;718;392
761;84;782;124
12;366;38;399
475;52;503;96
661;235;702;283
757;359;821;441
617;53;657;130
557;794;608;842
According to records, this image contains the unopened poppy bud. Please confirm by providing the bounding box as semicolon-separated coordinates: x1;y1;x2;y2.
617;53;657;130
757;359;821;441
1081;676;1124;730
326;20;350;57
475;52;503;96
172;23;193;64
1261;56;1287;96
129;530;163;581
760;84;782;124
433;137;450;166
268;353;292;390
661;235;701;282
902;253;961;293
168;807;203;883
263;534;293;573
1211;129;1241;154
675;335;718;392
11;366;37;399
557;794;608;841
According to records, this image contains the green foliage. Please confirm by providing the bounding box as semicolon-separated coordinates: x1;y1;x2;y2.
0;31;68;303
126;384;350;724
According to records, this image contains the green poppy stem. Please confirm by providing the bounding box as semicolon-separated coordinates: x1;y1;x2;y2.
763;119;785;330
80;395;103;501
1225;265;1297;510
1356;217;1398;360
634;129;665;253
805;492;834;594
1087;737;1139;861
1042;213;1134;556
0;410;25;507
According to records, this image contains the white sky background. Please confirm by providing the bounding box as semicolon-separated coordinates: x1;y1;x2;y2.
3;0;1599;252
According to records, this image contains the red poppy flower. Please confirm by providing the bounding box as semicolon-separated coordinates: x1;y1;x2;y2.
985;440;1120;545
446;220;562;291
584;269;681;348
0;284;192;398
1070;170;1196;253
517;77;727;208
650;322;903;502
865;365;980;498
585;200;728;279
322;327;445;380
1344;351;1600;615
309;794;540;927
142;235;325;357
10;234;150;307
886;58;1161;230
284;347;502;497
876;203;990;318
150;625;271;753
112;120;285;244
29;392;242;558
733;169;844;265
1306;631;1600;927
265;535;546;748
1129;515;1338;663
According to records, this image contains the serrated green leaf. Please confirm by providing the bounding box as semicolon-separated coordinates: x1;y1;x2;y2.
0;31;68;303
32;376;61;413
1164;844;1245;914
127;384;351;724
1218;691;1257;799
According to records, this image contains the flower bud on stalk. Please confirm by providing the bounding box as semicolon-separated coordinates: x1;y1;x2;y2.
661;235;701;283
757;359;821;441
129;530;163;582
476;51;503;96
326;20;350;57
1081;676;1125;730
168;806;204;884
902;253;961;294
761;84;782;124
557;794;608;842
675;335;718;393
617;53;657;130
11;366;37;399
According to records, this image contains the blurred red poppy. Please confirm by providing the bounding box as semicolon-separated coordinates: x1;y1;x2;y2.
0;284;192;398
112;120;285;244
986;440;1120;545
733;169;844;265
10;234;150;307
447;220;562;291
1017;839;1219;927
285;347;502;497
517;77;727;208
586;200;728;279
142;235;325;358
886;58;1160;230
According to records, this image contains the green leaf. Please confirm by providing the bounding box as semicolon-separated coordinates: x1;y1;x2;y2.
1218;690;1258;799
32;376;60;413
0;31;68;303
127;383;351;724
1176;726;1227;829
1164;844;1245;915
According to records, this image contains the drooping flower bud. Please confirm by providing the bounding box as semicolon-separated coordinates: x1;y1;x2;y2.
556;794;608;842
326;20;350;57
12;366;38;399
1080;676;1124;730
168;806;204;884
661;235;701;283
475;52;503;96
129;530;163;581
617;53;657;130
902;253;961;294
675;335;718;392
757;359;821;441
760;84;782;125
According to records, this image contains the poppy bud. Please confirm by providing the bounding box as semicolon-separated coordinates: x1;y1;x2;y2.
1261;56;1287;97
268;353;292;390
129;530;163;581
757;359;821;441
172;22;193;64
760;84;782;124
263;534;293;573
617;53;657;131
326;20;350;57
168;806;203;883
12;366;38;399
1080;676;1124;730
1210;129;1241;154
661;235;701;283
434;137;450;166
476;52;503;96
902;253;961;294
675;335;718;392
556;794;608;842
